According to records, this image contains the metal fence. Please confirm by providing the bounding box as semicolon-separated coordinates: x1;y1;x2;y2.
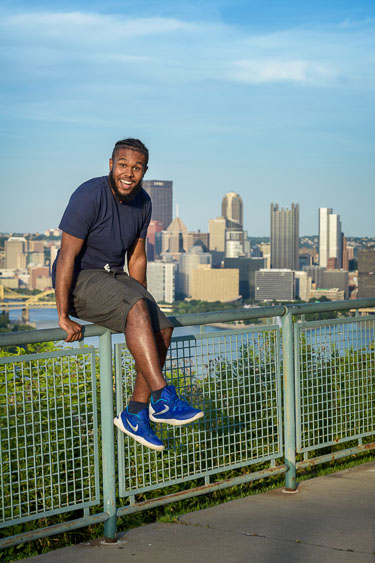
1;298;375;548
1;348;99;526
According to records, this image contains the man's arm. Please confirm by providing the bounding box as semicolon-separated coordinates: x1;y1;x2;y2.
55;232;85;342
127;238;147;287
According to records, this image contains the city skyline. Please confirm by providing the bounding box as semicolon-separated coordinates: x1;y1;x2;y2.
0;1;374;236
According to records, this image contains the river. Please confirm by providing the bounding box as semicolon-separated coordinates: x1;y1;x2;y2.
8;307;222;346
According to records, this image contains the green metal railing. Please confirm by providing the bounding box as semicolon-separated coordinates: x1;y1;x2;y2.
1;298;375;548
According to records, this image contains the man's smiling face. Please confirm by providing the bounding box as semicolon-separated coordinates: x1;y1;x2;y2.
109;148;148;202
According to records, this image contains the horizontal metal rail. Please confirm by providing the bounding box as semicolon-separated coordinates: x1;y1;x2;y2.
0;511;109;549
117;464;287;518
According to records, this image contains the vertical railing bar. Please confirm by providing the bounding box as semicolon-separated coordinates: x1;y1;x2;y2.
282;309;296;491
99;329;117;541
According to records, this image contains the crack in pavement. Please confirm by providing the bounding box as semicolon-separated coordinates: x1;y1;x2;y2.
178;520;375;556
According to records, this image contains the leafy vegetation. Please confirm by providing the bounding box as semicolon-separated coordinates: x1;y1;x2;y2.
172;299;244;315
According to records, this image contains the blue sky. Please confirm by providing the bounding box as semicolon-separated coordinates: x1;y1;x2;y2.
0;0;374;236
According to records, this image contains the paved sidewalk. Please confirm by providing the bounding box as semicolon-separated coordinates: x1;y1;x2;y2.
21;461;375;563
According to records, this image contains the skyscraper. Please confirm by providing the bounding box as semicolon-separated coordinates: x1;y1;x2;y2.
222;192;243;228
177;246;212;298
270;203;299;270
146;220;163;261
143;180;173;230
147;261;176;303
319;208;342;268
161;216;189;259
358;249;375;298
224;257;265;299
209;217;226;252
5;237;27;269
255;269;295;301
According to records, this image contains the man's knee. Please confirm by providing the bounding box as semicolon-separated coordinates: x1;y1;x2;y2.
127;298;150;323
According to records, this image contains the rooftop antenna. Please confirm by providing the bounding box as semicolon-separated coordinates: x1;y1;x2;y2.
176;203;179;218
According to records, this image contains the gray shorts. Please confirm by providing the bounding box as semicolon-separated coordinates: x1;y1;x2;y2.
69;269;173;334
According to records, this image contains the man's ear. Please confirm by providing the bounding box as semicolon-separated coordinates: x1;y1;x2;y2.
109;158;113;171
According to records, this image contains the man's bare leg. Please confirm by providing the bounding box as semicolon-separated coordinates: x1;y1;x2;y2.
115;299;202;450
125;299;172;401
131;327;173;403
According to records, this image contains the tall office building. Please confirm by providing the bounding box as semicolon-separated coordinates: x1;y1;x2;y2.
161;217;189;259
225;229;250;258
5;237;27;269
270;203;299;270
191;265;239;303
177;246;212;298
319;208;342;268
358;249;375;298
147;261;175;303
146;220;163;261
303;265;325;289
143;180;173;230
255;269;295;301
224;257;265;299
222;192;243;228
209;217;226;252
187;231;209;252
295;271;312;301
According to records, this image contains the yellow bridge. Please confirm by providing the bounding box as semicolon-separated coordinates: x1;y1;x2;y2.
0;288;56;322
0;287;171;321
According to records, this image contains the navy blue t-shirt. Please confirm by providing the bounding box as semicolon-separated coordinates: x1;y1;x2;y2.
52;176;151;286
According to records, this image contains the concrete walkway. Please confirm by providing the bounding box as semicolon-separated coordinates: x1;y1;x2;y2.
21;461;375;563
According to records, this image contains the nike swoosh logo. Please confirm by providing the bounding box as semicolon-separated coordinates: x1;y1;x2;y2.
157;405;169;415
126;418;138;432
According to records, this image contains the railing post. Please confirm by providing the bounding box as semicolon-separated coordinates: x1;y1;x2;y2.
282;309;297;491
99;329;117;540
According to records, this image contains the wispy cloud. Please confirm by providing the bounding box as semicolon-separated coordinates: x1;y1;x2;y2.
0;7;374;128
1;9;374;90
230;59;336;85
4;11;194;37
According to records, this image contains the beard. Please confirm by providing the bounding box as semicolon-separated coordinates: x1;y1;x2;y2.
109;170;142;203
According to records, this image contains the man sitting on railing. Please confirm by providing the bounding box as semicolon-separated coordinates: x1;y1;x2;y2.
52;138;203;451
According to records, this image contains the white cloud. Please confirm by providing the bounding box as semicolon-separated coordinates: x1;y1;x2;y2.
230;59;335;85
3;11;194;39
0;8;374;92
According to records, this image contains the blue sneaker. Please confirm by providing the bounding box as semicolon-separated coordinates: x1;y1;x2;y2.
149;385;204;426
114;407;165;451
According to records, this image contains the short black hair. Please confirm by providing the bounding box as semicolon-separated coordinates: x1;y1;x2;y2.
112;138;149;166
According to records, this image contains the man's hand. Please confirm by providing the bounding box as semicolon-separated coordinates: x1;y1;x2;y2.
59;316;83;342
55;232;85;342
